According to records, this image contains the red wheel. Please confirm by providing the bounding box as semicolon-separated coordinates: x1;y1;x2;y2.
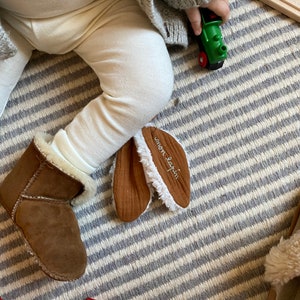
198;51;208;68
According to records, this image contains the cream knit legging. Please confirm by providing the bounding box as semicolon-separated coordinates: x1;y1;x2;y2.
0;0;174;173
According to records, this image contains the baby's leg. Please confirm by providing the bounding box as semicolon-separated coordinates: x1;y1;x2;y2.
0;21;33;117
52;2;174;173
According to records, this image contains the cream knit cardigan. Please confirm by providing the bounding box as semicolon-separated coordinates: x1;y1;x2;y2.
0;19;16;59
137;0;210;47
0;0;211;59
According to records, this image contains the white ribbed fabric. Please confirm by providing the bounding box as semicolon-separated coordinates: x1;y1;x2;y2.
51;129;96;174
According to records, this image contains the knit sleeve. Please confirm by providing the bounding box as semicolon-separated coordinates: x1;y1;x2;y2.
0;20;17;60
162;0;211;10
136;0;209;47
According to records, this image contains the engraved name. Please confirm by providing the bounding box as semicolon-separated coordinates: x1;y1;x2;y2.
154;136;180;180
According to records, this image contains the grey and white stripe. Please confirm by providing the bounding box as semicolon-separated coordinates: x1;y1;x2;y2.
1;0;300;299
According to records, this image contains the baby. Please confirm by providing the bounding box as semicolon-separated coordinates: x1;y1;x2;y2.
0;0;229;281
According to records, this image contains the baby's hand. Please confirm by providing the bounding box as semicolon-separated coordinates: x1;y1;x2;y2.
185;7;202;36
185;0;230;36
205;0;230;23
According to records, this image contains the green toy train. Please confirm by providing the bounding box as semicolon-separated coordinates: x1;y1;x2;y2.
195;8;228;70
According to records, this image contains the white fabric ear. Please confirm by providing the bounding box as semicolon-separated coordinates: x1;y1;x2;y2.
133;125;190;211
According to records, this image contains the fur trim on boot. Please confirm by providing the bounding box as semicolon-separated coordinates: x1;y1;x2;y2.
34;132;96;206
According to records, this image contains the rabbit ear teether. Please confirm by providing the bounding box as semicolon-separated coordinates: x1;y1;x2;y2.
112;126;190;222
112;137;152;222
134;126;190;211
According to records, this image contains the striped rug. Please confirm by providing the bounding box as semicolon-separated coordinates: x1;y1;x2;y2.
0;0;299;299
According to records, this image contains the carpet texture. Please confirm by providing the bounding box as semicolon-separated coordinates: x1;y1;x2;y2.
0;0;299;299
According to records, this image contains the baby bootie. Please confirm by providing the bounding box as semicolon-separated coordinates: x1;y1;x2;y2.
112;126;190;222
264;202;300;299
0;133;96;281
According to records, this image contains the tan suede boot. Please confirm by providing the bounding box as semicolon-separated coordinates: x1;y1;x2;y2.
0;133;96;281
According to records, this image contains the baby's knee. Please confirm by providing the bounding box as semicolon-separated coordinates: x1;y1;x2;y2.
146;63;174;105
133;68;173;121
133;51;174;116
123;31;174;110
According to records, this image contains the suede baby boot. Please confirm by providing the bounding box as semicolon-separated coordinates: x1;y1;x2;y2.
0;133;96;281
